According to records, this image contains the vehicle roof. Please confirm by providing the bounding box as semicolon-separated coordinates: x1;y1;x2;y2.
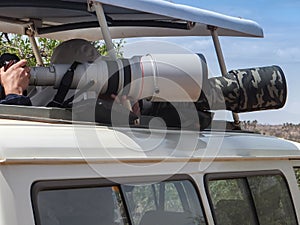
0;119;299;164
0;0;263;40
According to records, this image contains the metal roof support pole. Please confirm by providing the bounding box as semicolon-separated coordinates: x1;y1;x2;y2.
29;36;43;66
208;26;240;127
92;1;117;60
26;28;43;66
89;1;135;120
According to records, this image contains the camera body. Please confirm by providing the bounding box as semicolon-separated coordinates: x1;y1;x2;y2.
0;53;20;72
1;59;18;71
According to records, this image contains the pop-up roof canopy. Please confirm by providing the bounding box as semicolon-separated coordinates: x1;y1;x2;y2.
0;0;263;40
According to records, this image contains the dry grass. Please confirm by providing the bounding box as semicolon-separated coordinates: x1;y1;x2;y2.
241;121;300;143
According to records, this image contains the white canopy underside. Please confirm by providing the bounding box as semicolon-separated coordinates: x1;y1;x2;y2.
0;0;263;40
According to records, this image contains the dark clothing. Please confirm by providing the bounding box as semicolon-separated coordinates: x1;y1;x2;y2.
0;94;32;106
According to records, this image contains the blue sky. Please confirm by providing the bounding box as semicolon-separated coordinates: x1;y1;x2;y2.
170;0;300;124
125;0;300;124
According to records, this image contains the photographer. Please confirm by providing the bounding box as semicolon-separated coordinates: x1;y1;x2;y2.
0;53;32;106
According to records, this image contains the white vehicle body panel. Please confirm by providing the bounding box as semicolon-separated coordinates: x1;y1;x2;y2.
0;119;299;162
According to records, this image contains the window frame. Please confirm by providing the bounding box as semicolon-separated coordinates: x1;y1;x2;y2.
204;170;298;225
31;178;127;225
31;174;208;225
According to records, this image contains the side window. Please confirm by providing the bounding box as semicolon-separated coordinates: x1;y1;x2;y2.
122;180;206;225
248;175;296;225
36;186;127;225
207;173;297;225
32;178;207;225
208;179;257;225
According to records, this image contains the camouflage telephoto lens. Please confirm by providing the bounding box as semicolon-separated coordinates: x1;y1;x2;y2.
199;65;287;113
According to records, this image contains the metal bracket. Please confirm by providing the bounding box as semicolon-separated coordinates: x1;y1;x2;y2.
146;54;160;99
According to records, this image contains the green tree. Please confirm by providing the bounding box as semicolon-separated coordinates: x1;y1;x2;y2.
92;40;125;58
0;33;125;66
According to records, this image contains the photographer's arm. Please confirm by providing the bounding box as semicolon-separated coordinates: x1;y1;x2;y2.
0;94;32;106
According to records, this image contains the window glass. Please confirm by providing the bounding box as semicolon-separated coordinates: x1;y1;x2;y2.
293;167;300;189
248;175;297;225
164;182;184;212
37;186;128;225
122;180;206;225
33;179;206;225
207;173;297;225
208;179;257;225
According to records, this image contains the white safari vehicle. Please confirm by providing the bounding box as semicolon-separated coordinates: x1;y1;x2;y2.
0;1;299;225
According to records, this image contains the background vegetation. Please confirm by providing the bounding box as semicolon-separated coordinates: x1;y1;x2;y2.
242;121;300;143
0;33;124;66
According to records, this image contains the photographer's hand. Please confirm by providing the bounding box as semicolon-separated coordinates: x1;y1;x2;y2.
0;59;30;95
111;94;141;116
